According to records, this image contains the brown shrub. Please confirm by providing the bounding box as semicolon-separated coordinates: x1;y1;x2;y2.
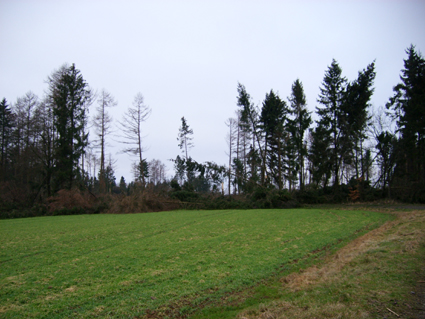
47;189;98;214
106;190;180;214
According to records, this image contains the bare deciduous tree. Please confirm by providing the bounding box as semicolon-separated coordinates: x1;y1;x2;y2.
93;89;116;192
118;92;151;187
148;159;167;185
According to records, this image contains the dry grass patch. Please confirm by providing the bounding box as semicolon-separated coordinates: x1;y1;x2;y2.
281;214;399;291
238;209;425;319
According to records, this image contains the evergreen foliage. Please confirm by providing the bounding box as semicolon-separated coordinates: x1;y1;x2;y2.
387;45;425;201
314;59;348;187
48;63;92;190
177;116;194;160
260;90;288;190
287;79;312;190
0;98;14;180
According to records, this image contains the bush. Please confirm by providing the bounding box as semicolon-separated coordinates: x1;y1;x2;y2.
251;187;269;201
294;189;325;204
107;191;180;214
169;190;200;202
0;204;47;219
247;187;297;209
47;189;102;216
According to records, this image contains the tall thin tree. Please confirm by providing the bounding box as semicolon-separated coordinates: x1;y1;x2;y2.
315;59;347;187
118;92;151;187
93;89;116;192
225;117;237;195
177;116;194;160
288;79;312;190
48;63;92;190
0;98;14;181
387;45;425;200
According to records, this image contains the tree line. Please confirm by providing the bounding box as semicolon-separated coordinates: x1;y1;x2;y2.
0;63;165;211
172;45;425;203
1;45;424;216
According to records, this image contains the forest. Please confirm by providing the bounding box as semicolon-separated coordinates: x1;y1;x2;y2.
1;45;424;218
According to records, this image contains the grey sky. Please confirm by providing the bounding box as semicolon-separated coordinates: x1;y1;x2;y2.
1;0;424;183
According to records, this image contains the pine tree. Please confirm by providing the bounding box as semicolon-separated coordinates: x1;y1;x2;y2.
260;90;287;189
309;125;332;186
343;62;376;178
315;59;347;187
0;98;14;181
236;83;262;186
48;64;92;190
387;45;425;200
119;176;127;194
288;79;312;190
177;116;194;160
375;131;398;197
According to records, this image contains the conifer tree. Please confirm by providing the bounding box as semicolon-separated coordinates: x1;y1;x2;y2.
260;90;287;189
343;62;376;178
12;92;41;188
177;116;194;160
309;125;332;186
314;59;347;187
236;83;262;186
387;45;425;200
48;64;92;190
0;98;14;181
287;79;312;190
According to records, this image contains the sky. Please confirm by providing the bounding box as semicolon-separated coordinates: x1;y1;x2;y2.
1;0;425;183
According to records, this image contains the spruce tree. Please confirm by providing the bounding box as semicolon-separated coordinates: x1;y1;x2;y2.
309;125;332;186
260;90;287;189
315;59;347;187
288;79;312;190
236;83;262;185
343;62;376;178
387;45;425;200
48;64;92;190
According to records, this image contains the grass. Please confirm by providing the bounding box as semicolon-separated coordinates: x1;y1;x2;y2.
235;207;425;319
0;208;393;318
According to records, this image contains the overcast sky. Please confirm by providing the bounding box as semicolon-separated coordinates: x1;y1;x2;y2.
1;0;424;183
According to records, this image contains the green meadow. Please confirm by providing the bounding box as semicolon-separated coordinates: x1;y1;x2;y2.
0;209;393;318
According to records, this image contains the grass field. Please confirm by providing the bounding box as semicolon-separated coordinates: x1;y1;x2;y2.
0;209;395;318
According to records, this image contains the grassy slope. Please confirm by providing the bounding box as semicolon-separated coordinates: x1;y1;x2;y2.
0;209;392;318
